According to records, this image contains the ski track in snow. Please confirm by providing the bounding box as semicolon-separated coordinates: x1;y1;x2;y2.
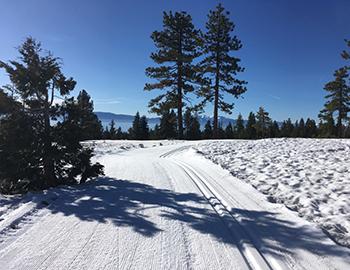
0;139;349;269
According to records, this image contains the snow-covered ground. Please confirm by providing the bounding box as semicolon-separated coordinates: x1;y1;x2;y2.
196;138;350;248
0;139;349;269
83;139;184;156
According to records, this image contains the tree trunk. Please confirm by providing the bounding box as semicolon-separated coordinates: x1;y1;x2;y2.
43;100;56;187
177;86;183;139
177;30;183;139
213;82;219;138
213;51;220;138
337;110;343;138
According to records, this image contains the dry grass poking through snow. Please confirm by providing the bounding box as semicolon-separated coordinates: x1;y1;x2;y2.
196;138;350;248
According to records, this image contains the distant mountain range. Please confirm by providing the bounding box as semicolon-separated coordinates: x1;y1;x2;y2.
95;111;241;131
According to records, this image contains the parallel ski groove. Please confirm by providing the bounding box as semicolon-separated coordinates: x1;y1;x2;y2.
172;159;276;270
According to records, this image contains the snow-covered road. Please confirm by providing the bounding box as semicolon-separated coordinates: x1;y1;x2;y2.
0;142;349;269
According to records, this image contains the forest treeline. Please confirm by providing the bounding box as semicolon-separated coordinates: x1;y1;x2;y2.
102;105;350;140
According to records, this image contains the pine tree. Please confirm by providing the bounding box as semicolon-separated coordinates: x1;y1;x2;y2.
292;120;299;137
245;112;257;139
255;107;271;138
234;113;245;139
0;111;41;193
158;110;177;139
59;90;103;141
320;67;350;137
269;121;280;138
280;118;294;137
341;39;350;61
0;38;103;191
318;113;336;137
202;120;213;139
225;123;234;139
145;11;203;139
305;118;317;138
150;124;160;140
217;122;226;139
108;120;117;139
184;108;201;140
0;88;20;115
0;37;77;188
199;4;247;137
116;127;126;139
298;118;306;137
130;112;141;139
75;90;103;140
139;115;150;140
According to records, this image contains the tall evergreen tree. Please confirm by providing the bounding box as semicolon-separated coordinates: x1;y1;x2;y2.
60;90;103;140
217;122;226;139
199;4;247;137
202;120;213;139
0;38;103;191
145;11;203;139
245;112;256;139
269;121;280;138
0;37;77;187
298;118;306;137
130;112;142;139
305;118;317;138
139;115;150;140
75;90;103;140
225;123;234;139
158;110;177;139
280;118;294;137
108;120;117;139
255;107;271;138
184;108;201;140
320;67;350;137
0;88;20;115
0;111;41;193
150;124;160;140
318;113;337;138
234;113;245;139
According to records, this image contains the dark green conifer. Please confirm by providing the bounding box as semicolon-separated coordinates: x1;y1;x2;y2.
225;123;234;139
245;112;257;139
202;120;213;139
320;67;350;137
234;113;245;139
255;107;272;138
0;38;103;192
280;118;294;137
199;4;247;137
158;110;177;139
145;11;203;139
184;108;201;140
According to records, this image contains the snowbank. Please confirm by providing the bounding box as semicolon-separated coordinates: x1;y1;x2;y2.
196;138;350;247
82;139;183;156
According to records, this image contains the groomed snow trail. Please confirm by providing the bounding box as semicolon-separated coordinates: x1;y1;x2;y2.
0;142;349;269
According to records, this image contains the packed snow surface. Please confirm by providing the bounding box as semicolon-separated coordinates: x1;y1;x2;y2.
196;138;350;248
0;139;349;269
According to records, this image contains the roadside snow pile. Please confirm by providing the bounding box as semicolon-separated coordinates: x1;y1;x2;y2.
196;138;350;247
83;140;182;156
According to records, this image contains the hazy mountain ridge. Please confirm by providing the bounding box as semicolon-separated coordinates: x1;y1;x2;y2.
95;111;240;130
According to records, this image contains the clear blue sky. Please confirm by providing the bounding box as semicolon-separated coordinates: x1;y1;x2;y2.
1;0;349;121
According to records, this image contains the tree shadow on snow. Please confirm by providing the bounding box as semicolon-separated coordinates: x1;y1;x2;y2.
44;177;349;259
